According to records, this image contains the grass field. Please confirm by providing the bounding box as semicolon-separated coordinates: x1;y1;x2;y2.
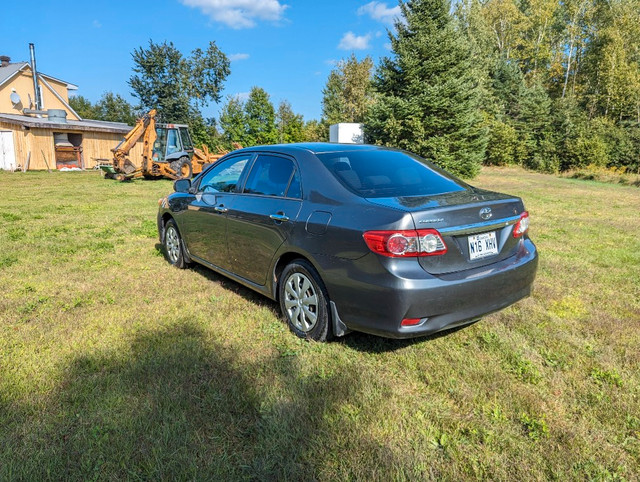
0;167;638;480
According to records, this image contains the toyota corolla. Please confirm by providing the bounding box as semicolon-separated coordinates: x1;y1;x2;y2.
158;143;538;341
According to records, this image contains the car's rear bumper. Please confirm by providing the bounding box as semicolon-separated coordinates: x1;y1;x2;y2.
321;238;538;339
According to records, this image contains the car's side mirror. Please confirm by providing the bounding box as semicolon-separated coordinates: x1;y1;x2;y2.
174;179;191;193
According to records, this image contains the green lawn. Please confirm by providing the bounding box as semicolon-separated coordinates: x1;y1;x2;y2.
0;167;638;480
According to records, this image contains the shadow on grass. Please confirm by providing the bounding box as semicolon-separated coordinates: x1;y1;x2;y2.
1;321;417;480
341;322;477;353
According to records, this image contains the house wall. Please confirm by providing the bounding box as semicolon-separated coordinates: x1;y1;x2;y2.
0;121;142;170
0;68;78;120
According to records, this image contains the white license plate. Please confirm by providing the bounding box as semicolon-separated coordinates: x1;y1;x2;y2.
468;231;499;260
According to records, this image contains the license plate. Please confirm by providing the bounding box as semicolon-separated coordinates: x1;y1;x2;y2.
468;231;499;260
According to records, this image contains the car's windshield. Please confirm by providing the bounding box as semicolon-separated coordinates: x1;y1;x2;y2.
316;149;467;198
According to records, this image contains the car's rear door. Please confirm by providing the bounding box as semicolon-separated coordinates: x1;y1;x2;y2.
179;154;252;269
226;153;303;285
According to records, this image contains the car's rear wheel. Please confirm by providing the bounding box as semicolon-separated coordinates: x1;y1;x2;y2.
279;260;331;341
164;219;187;269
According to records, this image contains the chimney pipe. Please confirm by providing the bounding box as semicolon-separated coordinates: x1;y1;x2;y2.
0;56;10;68
29;43;42;111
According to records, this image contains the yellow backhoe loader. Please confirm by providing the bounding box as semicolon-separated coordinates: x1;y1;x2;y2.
102;109;228;181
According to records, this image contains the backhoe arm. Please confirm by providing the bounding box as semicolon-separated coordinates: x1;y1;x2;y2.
111;109;157;175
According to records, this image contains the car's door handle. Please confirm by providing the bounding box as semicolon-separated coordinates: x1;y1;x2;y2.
214;206;228;213
270;213;289;222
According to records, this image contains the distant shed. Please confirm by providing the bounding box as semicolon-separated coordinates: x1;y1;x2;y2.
0;113;140;170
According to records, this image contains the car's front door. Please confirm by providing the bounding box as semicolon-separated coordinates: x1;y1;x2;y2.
227;153;303;285
180;154;252;269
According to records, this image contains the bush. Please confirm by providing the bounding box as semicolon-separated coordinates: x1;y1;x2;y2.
485;119;519;166
565;133;609;168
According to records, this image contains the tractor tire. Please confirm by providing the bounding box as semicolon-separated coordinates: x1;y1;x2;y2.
171;157;193;179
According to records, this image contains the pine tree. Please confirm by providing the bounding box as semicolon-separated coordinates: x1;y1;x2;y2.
516;81;558;171
244;87;278;146
365;0;488;178
276;101;305;143
219;95;247;148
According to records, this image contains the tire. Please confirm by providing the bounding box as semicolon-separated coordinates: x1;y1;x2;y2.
171;157;193;179
278;260;331;341
163;219;188;269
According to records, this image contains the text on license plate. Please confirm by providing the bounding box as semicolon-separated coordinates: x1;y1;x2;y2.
468;231;499;260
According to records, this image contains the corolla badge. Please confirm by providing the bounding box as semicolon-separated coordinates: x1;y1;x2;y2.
479;207;492;220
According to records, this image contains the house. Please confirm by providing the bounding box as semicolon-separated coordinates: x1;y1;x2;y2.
0;54;141;171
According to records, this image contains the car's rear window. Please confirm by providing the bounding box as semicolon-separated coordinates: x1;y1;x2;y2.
316;149;466;198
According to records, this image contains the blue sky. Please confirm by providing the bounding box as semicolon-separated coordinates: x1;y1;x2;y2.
1;1;401;122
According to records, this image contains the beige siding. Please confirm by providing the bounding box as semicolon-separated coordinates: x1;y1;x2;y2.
0;67;78;120
0;121;142;170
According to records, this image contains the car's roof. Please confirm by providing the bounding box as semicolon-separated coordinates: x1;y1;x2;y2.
236;142;390;155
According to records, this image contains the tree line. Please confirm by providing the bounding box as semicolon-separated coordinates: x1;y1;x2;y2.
70;0;640;177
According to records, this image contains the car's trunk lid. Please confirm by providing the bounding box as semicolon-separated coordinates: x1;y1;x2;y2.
365;188;524;274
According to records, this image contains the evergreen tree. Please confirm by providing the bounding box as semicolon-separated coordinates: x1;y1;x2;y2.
276;101;305;143
244;87;278;145
69;92;137;125
69;95;99;120
95;92;138;125
219;95;248;148
516;81;558;171
490;58;526;118
321;70;345;126
365;0;488;178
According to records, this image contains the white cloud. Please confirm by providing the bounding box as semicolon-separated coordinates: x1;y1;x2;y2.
338;31;372;50
229;53;250;61
92;20;102;28
324;59;337;66
181;0;287;29
383;42;392;51
357;1;401;24
235;92;250;102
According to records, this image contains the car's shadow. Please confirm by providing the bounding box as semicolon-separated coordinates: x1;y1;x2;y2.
158;243;471;354
339;323;474;353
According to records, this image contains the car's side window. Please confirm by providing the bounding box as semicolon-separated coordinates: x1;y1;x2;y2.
198;155;251;193
287;169;302;199
243;155;299;198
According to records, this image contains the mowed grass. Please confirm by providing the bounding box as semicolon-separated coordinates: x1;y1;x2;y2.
0;167;638;480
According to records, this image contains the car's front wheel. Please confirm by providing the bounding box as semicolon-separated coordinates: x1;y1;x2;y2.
279;260;331;341
163;219;187;269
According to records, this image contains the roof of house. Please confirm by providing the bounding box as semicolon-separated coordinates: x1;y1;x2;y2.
0;113;131;134
0;62;78;90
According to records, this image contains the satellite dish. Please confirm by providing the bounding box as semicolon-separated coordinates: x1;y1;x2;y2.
10;92;21;105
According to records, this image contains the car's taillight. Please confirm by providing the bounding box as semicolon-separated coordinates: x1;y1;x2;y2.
363;229;447;257
513;211;530;238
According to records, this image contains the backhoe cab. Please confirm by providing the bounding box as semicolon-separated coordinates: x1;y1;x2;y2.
152;123;195;179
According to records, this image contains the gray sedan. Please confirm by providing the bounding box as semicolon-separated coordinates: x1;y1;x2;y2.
158;143;538;341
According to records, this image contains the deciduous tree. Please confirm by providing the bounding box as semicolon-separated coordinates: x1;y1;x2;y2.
321;54;374;125
128;40;230;124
